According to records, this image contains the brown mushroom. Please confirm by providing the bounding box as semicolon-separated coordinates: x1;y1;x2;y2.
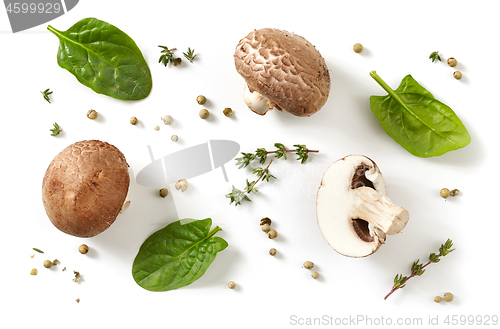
234;28;330;117
42;140;130;238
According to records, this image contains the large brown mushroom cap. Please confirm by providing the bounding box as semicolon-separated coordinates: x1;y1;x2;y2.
234;28;330;117
42;140;130;238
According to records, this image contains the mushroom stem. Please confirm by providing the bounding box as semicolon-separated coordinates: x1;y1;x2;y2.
350;187;409;242
119;198;130;214
243;85;272;115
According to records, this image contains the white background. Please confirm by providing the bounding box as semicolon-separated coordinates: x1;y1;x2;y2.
1;1;498;328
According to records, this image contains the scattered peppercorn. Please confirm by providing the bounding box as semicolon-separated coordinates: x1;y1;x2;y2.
79;244;89;254
154;125;160;131
311;272;319;279
303;261;314;269
52;259;60;266
228;281;236;289
450;189;460;196
440;188;451;199
269;248;277;256
175;179;188;192
196;95;206;105
434;296;442;303
172;57;182;66
443;292;454;302
161;115;173;125
453;71;462;80
199;109;210;119
171;135;179;142
159;188;169;198
30;268;38;275
223;108;233;117
447;57;457;67
260;217;272;226
43;260;53;268
261;223;271;233
130;117;138;125
73;271;81;283
268;229;278;239
353;43;363;53
86;109;98;119
76;298;80;303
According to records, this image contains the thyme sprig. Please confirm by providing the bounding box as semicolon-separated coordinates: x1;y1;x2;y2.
50;122;62;136
183;47;196;63
429;51;441;63
226;160;275;206
384;239;455;300
158;46;181;66
226;143;318;206
41;88;53;103
235;143;318;169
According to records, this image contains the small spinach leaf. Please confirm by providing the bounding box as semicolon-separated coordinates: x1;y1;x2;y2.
370;71;470;157
132;218;228;292
48;18;152;100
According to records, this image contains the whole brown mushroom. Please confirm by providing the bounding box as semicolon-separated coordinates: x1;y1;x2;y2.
234;28;330;117
42;140;130;238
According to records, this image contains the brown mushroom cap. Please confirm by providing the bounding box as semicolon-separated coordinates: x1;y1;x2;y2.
234;28;330;117
42;140;130;238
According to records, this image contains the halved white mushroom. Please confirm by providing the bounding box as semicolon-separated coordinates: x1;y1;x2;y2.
316;155;409;257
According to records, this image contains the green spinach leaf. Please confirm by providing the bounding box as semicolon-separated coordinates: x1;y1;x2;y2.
48;18;152;100
132;218;228;292
370;71;471;157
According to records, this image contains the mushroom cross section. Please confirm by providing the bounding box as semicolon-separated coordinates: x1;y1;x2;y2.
316;155;409;257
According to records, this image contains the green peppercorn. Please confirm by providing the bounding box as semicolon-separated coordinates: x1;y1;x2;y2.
159;188;169;198
161;115;173;125
434;296;442;303
440;188;451;199
86;109;98;120
196;95;206;105
43;260;53;268
303;261;314;269
353;43;363;53
447;57;457;67
223;108;233;117
173;57;182;66
199;109;210;119
443;292;454;302
260;217;272;226
261;223;271;233
79;244;89;254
